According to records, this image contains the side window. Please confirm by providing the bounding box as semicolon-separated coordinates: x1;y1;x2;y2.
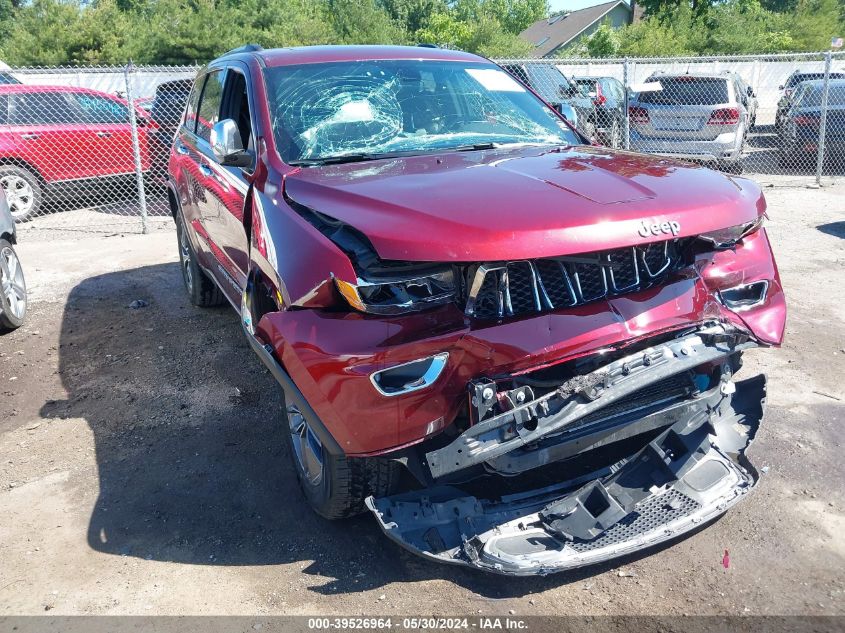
196;69;225;142
220;70;253;152
183;75;205;134
0;95;8;125
73;93;130;124
10;92;80;125
612;79;624;100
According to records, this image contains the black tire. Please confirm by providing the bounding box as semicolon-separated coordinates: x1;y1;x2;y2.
175;209;225;307
0;165;42;223
284;403;400;519
609;118;623;149
0;239;27;330
717;160;744;175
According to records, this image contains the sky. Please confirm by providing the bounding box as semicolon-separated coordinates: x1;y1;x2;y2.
548;0;621;12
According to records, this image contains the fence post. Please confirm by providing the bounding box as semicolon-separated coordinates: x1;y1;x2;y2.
124;61;148;234
622;57;630;150
815;52;832;186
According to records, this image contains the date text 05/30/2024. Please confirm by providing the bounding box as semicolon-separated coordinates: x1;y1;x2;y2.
307;618;528;630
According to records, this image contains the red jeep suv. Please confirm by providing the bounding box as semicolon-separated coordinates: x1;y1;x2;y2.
0;85;155;221
167;45;786;576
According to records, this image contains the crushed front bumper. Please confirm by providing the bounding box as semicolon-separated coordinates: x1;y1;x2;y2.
366;326;766;575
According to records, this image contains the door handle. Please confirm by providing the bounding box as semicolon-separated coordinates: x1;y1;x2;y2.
96;131;112;138
175;143;190;156
20;133;40;140
199;163;213;177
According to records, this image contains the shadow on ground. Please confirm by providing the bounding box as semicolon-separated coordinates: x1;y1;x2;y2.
44;262;709;598
817;221;845;238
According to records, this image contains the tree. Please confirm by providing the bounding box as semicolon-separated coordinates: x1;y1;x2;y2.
380;0;448;35
586;21;620;57
327;0;407;45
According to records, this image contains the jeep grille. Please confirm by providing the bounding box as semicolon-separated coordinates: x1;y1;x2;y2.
465;239;688;320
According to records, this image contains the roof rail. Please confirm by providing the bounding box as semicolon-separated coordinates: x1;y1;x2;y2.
417;43;439;48
222;44;264;56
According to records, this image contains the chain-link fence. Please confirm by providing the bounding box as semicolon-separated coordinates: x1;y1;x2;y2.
2;53;844;237
0;63;196;236
499;51;845;186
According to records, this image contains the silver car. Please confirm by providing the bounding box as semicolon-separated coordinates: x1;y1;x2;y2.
628;73;749;172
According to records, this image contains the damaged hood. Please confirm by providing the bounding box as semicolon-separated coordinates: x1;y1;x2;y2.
284;145;764;262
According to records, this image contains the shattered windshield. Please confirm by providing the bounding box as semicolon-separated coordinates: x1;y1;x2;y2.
263;60;579;164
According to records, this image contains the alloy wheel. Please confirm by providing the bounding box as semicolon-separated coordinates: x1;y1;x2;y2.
178;222;194;293
0;246;26;320
286;404;324;485
0;175;35;220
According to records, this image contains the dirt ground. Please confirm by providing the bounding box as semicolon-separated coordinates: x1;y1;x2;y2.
1;182;844;617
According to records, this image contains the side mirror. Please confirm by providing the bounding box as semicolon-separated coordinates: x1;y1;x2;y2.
210;119;251;168
778;85;784;90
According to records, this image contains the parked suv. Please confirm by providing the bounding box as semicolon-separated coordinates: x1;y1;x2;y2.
779;79;845;166
572;76;626;148
168;45;785;576
776;70;845;131
628;73;750;172
148;78;192;177
501;62;597;138
0;85;155;221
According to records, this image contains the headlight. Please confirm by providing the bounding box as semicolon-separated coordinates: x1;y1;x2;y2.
335;266;456;315
698;216;765;249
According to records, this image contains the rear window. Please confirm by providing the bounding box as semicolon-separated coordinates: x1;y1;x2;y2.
639;77;729;106
799;84;845;107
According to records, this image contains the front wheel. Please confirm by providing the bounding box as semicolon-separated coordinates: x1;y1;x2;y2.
284;403;400;519
0;165;42;223
0;239;27;330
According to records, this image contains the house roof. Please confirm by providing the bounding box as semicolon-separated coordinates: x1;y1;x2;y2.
520;1;631;58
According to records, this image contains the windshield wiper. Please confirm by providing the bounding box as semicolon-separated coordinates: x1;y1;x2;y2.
290;153;383;166
449;142;499;152
291;143;508;166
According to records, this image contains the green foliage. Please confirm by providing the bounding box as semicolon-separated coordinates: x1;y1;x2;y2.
416;0;543;55
0;0;542;64
0;0;842;65
589;0;844;58
585;21;620;58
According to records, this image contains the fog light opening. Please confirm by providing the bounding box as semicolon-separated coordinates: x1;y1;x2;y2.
719;280;769;311
370;353;449;397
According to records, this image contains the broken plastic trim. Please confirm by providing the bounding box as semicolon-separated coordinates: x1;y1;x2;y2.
366;374;765;576
718;280;769;311
370;353;450;397
425;324;755;480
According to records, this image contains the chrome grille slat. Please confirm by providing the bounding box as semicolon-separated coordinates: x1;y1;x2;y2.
465;239;682;319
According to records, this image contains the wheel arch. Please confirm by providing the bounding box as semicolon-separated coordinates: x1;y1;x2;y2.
0;158;47;186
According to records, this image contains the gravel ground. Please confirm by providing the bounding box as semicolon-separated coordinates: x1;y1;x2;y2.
0;182;843;616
